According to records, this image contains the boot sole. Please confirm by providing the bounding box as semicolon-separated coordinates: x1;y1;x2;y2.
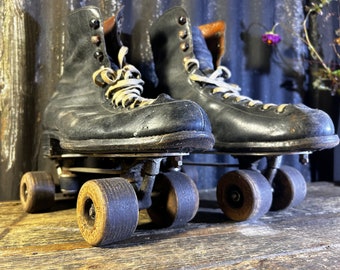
42;131;215;156
213;135;339;155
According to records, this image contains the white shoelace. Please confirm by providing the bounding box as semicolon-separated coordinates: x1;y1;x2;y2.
93;46;154;109
184;58;287;113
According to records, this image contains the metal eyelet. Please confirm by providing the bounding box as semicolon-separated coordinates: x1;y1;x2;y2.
178;16;187;25
91;35;101;46
89;18;100;29
94;50;104;62
180;42;189;51
275;108;285;114
179;30;188;39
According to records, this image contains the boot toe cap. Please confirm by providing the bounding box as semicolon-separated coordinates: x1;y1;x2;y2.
154;94;212;133
212;103;339;152
289;104;335;138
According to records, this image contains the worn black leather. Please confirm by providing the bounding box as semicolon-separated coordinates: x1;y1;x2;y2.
150;6;339;153
42;6;214;153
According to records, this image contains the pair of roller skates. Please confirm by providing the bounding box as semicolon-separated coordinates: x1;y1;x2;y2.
20;6;339;247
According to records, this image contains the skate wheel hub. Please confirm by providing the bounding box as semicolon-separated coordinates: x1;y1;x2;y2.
228;186;243;207
84;199;96;225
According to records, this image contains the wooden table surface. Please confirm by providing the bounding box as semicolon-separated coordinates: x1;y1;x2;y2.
1;182;340;269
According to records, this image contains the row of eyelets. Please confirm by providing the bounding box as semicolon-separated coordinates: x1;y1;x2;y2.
221;87;286;113
89;18;104;62
178;15;189;52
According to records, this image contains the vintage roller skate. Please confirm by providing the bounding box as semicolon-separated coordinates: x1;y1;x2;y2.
149;7;339;222
19;6;214;247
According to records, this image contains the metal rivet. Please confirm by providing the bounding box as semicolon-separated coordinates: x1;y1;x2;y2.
89;18;100;29
178;16;187;25
94;50;104;62
91;35;101;45
180;42;189;51
179;30;188;39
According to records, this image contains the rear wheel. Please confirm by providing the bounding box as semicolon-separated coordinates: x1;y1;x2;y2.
216;170;273;221
270;165;307;211
147;171;199;228
20;171;55;213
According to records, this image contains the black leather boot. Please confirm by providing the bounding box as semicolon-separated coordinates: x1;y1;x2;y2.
149;6;339;153
42;6;214;154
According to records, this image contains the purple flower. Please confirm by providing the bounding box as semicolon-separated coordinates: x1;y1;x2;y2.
262;23;281;46
262;32;281;45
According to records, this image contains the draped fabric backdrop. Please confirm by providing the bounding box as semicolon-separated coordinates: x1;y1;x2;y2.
1;0;339;200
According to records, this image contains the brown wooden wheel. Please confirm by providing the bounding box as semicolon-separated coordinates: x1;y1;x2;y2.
76;178;138;247
20;171;55;213
216;170;272;221
270;165;307;211
147;171;199;228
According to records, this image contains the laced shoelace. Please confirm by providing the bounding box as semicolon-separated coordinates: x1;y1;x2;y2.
93;46;154;109
184;58;288;113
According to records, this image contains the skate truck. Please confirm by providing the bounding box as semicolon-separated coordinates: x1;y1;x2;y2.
20;140;204;247
183;150;316;222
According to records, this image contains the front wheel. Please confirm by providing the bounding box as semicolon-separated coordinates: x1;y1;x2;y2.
76;178;138;246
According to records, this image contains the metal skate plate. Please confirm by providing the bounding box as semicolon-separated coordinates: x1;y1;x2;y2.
183;149;311;167
52;152;189;159
197;149;311;156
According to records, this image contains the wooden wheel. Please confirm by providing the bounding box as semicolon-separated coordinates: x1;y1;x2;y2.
270;165;307;211
20;171;55;213
147;171;199;228
76;178;138;247
216;170;272;221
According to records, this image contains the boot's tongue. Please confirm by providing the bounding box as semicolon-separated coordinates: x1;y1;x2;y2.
192;26;214;72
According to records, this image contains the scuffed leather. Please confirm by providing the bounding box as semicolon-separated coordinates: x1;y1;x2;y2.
42;6;214;152
150;6;339;152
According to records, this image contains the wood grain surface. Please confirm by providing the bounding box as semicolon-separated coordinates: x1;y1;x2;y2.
1;182;340;269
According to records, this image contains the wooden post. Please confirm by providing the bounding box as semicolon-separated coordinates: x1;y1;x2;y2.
0;0;117;200
0;0;30;200
0;1;68;200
